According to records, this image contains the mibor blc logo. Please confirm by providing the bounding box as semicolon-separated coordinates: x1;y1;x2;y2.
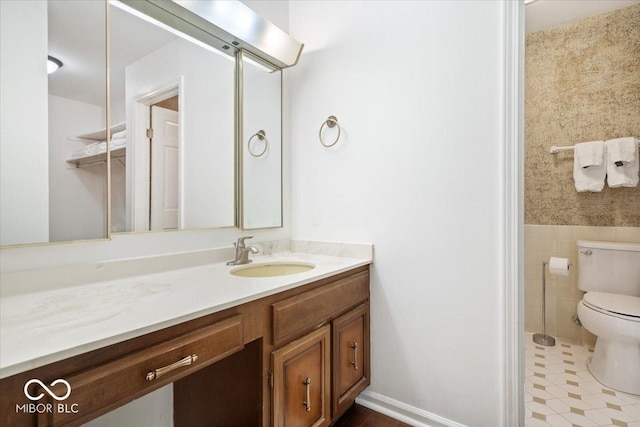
16;379;79;415
24;379;71;401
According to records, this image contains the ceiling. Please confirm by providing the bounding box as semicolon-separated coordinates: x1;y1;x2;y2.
525;0;640;33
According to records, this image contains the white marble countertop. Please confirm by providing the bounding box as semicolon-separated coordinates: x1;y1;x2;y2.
0;247;371;379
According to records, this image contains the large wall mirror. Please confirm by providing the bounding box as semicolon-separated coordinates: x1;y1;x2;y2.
0;0;302;247
0;0;108;246
108;1;235;233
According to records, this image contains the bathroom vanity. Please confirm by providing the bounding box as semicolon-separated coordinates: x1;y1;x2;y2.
0;249;371;427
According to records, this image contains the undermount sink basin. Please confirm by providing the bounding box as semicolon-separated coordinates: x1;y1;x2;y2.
230;262;315;278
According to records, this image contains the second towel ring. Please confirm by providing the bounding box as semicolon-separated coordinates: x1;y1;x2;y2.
319;116;341;147
248;130;268;157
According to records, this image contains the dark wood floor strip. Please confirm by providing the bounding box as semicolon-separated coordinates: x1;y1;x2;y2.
332;404;412;427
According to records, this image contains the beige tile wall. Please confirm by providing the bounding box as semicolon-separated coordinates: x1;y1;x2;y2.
524;225;640;346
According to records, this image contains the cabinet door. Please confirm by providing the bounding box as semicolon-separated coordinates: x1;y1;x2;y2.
332;304;370;417
272;325;331;427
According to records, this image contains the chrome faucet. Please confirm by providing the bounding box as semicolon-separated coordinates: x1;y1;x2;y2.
227;236;259;266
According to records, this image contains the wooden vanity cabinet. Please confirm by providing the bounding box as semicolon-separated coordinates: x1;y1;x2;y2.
0;265;370;427
269;270;370;425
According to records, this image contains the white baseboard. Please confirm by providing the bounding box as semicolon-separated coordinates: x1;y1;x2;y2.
356;391;468;427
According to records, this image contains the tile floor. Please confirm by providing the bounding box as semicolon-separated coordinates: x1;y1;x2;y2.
525;332;640;427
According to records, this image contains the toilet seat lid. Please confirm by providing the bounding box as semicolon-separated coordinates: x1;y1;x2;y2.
583;291;640;318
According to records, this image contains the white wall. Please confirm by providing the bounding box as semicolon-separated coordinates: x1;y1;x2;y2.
0;1;49;246
48;95;107;242
241;0;289;32
125;38;235;231
82;385;172;427
288;1;506;426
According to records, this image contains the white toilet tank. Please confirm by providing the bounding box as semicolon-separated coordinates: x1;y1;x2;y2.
577;240;640;296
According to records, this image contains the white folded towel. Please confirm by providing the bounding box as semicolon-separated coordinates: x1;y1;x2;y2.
111;138;126;147
574;141;604;168
71;148;86;158
84;142;101;154
111;129;126;140
574;146;606;192
606;137;639;188
606;137;637;167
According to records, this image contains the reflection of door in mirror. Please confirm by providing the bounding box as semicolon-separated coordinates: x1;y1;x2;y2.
240;52;283;230
108;2;236;235
0;0;107;246
150;103;179;231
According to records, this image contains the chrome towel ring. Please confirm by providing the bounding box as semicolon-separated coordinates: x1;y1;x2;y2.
319;116;341;147
248;130;268;157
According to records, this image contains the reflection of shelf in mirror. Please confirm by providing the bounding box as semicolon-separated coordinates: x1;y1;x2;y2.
66;146;126;168
67;122;126;143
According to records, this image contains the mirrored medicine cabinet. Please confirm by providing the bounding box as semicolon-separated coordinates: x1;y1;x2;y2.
0;0;302;247
239;50;283;229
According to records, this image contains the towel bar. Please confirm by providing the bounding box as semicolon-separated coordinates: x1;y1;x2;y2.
248;130;268;157
319;116;341;147
550;138;639;154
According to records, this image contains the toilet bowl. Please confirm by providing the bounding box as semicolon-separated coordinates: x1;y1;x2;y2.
576;240;640;396
577;292;640;395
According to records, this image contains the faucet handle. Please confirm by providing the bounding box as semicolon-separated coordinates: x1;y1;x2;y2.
237;236;254;247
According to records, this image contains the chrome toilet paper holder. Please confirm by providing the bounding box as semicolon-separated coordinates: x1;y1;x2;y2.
533;259;571;347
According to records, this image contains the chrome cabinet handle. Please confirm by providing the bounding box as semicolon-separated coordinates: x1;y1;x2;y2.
351;342;359;370
580;250;592;255
146;354;198;381
303;377;311;412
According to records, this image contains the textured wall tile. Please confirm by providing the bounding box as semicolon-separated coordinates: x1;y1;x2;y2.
525;5;640;227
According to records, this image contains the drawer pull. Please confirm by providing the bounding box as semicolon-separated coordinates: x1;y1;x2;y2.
303;377;311;412
351;342;359;370
146;354;198;381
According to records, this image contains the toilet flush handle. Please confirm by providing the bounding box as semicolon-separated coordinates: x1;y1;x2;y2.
580;250;592;255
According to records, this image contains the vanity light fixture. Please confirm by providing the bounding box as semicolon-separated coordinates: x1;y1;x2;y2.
47;55;63;74
109;0;302;70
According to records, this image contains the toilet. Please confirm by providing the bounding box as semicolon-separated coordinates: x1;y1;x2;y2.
576;240;640;395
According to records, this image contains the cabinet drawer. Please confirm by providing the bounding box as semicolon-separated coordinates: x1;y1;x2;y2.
38;315;243;427
272;271;369;347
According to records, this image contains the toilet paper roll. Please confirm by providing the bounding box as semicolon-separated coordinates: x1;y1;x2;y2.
549;257;570;276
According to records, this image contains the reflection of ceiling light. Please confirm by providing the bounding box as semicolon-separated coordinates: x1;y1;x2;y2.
47;56;63;74
524;0;539;4
109;0;234;63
